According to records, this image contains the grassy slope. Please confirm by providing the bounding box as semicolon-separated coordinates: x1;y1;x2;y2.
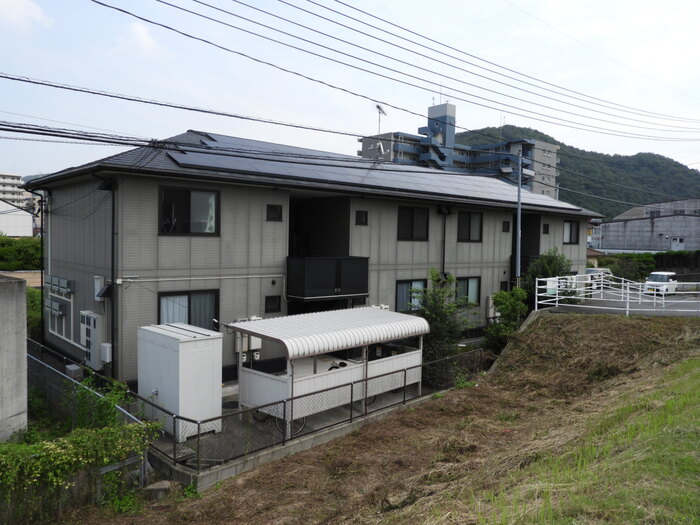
68;315;700;525
391;315;700;524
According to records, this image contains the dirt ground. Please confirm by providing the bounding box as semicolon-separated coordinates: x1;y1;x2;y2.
66;313;700;525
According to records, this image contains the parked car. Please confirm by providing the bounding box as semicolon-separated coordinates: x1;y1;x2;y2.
644;271;678;294
585;268;613;290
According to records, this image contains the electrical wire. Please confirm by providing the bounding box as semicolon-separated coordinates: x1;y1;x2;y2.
139;0;700;139
186;0;700;132
87;1;700;142
8;117;672;215
6;118;698;208
500;0;700;103
329;0;700;123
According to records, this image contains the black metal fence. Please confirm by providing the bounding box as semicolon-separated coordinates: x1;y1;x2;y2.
26;340;141;429
143;350;485;472
27;340;486;474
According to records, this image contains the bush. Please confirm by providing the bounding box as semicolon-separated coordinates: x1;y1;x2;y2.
484;288;528;350
522;249;572;305
598;253;655;281
0;235;41;270
26;288;42;340
414;269;471;361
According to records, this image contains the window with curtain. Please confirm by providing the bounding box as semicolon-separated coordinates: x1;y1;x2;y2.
456;277;480;305
159;188;219;235
159;290;218;329
396;279;426;312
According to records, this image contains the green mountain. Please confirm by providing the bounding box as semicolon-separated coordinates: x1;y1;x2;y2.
455;126;700;218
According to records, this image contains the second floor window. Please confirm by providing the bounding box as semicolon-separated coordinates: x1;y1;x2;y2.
458;211;482;242
397;206;429;241
563;220;579;244
159;188;219;235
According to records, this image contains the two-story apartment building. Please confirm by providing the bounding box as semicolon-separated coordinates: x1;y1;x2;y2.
26;131;594;383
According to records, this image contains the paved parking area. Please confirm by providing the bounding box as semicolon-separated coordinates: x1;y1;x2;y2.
545;289;700;317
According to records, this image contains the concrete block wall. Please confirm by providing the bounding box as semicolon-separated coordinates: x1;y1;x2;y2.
0;276;27;441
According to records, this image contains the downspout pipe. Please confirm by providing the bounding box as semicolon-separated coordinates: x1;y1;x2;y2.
437;205;452;279
94;174;117;379
26;187;46;343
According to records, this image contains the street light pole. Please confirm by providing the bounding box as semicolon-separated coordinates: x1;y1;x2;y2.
515;151;522;288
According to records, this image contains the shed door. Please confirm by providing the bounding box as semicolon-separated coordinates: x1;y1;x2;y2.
671;237;685;250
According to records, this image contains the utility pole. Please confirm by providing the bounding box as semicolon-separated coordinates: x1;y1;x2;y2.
515;151;522;288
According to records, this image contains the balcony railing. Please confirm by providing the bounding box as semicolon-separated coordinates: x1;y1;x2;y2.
287;256;369;301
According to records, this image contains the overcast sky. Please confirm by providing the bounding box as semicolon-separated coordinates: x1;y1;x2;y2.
2;0;700;177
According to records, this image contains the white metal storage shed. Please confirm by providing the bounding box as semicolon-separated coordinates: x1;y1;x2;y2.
227;307;429;437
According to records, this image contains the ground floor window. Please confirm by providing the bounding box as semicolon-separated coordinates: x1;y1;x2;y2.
159;290;218;329
396;279;427;312
456;276;480;305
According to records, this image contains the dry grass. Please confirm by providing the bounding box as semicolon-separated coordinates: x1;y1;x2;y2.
64;314;700;525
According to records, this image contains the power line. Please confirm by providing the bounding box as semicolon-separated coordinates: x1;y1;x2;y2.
6;118;696;205
0;135;123;146
87;1;700;142
531;158;690;201
190;0;700;133
329;0;700;124
501;0;700;103
8;118;674;214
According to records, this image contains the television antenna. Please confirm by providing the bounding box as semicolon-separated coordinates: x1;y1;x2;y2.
376;104;386;135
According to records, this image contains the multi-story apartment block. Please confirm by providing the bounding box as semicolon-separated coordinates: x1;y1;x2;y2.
0;173;35;209
358;104;560;198
26;131;592;383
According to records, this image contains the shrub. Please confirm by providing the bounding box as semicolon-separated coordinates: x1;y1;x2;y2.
414;268;471;361
0;235;41;271
484;287;528;350
26;287;42;340
522;249;572;304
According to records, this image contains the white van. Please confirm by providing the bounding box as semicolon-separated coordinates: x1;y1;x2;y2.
644;272;678;294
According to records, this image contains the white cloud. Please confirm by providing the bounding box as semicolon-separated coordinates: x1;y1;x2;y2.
118;22;162;56
0;0;50;34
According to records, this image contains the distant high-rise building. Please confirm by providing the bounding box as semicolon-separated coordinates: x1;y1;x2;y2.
0;174;34;209
358;104;559;198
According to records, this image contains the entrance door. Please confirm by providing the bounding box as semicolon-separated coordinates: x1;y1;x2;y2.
671;237;686;250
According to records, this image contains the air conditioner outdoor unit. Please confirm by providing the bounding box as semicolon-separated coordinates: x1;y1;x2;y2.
80;310;104;370
487;295;501;321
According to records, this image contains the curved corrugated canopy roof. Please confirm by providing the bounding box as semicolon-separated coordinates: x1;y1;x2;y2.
228;307;429;359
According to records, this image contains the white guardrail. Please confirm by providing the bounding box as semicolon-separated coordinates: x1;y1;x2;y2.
535;274;700;316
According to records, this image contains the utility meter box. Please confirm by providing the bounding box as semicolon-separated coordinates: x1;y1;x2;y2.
137;323;223;442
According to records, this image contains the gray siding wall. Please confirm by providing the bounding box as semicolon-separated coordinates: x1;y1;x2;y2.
539;214;587;273
117;177;288;381
43;179;113;363
349;200;587;324
350;198;511;324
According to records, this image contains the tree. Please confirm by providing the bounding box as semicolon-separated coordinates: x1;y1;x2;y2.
413;268;470;361
483;287;528;350
523;248;572;305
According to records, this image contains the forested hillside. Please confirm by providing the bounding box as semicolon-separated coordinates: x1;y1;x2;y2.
456;126;700;218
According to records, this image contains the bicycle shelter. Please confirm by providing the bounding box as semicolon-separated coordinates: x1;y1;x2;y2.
226;307;429;439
